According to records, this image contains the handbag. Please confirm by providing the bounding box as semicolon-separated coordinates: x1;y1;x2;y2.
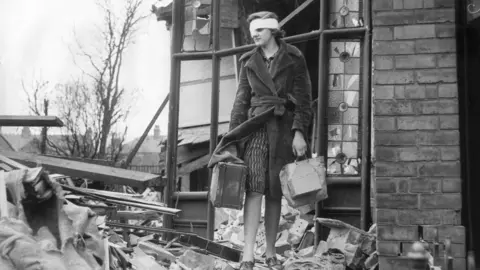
279;155;328;209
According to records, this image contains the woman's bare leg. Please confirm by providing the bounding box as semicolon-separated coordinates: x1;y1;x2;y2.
242;191;263;261
264;195;282;258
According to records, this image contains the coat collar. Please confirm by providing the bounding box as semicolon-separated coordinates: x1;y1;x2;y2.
240;40;301;94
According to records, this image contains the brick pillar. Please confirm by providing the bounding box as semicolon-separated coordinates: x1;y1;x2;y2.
371;0;465;269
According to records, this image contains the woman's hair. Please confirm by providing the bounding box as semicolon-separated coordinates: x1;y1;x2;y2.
247;11;286;39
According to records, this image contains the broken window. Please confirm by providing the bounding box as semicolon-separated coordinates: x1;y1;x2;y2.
329;0;364;29
327;40;362;175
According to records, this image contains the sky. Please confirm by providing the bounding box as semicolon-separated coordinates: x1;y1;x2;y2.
0;0;172;142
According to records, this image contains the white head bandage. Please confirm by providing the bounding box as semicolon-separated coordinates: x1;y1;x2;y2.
249;18;279;35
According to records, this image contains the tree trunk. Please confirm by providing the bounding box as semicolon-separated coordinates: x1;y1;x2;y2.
98;110;112;159
40;99;49;154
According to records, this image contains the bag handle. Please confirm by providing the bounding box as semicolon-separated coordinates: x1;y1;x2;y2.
294;154;308;164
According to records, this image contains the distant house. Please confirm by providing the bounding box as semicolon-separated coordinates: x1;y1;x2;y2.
121;125;166;167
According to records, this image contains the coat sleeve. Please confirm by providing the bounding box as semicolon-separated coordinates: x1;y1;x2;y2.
291;54;313;136
229;61;252;131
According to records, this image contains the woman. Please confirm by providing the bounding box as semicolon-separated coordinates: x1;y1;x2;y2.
229;11;313;270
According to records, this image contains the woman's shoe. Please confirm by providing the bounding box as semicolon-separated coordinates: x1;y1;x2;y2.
265;257;282;270
239;261;255;270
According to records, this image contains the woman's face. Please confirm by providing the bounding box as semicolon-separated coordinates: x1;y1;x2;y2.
250;28;274;47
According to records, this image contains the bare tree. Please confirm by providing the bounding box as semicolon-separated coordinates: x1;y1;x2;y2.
23;79;50;154
64;0;148;160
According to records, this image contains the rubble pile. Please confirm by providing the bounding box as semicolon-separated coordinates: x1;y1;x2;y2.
0;155;384;270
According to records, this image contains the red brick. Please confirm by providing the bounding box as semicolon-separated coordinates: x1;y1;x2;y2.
434;243;466;257
375;85;394;99
377;194;419;209
403;0;423;9
373;0;393;11
423;225;465;243
397;116;438;130
379;257;430;270
378;225;419;241
377;131;417;145
442;178;461;192
395;55;436;69
418;162;460;176
410;178;441;193
375;100;414;115
424;0;434;8
440;115;459;129
432;0;455;8
438;53;456;67
374;10;417;26
377;241;401;256
414;99;458;114
376;147;398;162
417;9;455;23
398;147;440;161
394;24;436;40
373;27;393;41
376;162;417;176
394;85;405;99
438;83;458;98
420;193;461;209
374;70;415;84
416;68;457;83
397;210;443;225
417;130;459;145
377;209;397;224
440;146;460;160
375;56;394;70
393;0;403;10
443;210;462;225
403;85;437;99
403;85;425;99
374;41;415;55
436;24;455;37
375;117;396;131
415;38;456;53
377;178;397;193
398;179;409;193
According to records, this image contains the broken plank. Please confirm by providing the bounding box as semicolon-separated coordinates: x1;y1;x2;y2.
61;185;165;208
113;210;162;220
0;154;28;170
1;150;163;188
106;222;197;236
0;115;64;127
105;198;180;215
177;154;210;177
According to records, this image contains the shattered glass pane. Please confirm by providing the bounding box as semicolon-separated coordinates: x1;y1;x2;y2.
328;142;341;158
346;42;361;57
328;125;342;141
344;91;359;107
330;42;345;57
327;108;342;125
345;75;360;90
343;108;359;124
343;158;360;174
329;58;344;74
328;91;343;107
342;125;358;141
343;142;358;158
327;158;342;175
345;58;360;74
329;74;344;90
329;0;363;29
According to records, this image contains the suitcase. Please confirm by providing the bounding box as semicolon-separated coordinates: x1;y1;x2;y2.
209;162;247;210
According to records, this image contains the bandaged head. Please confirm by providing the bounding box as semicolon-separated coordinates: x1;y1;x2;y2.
249;18;280;36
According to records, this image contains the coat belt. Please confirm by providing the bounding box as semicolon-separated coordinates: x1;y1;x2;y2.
250;94;297;116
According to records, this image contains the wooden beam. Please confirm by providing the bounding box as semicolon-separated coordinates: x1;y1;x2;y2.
1;150;163;188
279;0;316;28
0;154;28;170
0;115;64;127
177;154;210;177
112;210;162;220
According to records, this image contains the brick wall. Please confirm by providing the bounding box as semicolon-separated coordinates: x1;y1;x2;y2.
371;0;465;269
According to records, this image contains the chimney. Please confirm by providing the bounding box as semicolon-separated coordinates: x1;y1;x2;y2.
21;127;32;138
154;125;161;140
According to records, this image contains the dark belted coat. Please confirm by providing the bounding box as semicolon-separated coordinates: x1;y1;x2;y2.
208;40;313;199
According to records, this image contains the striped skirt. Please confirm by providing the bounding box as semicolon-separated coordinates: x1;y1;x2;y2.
243;126;269;194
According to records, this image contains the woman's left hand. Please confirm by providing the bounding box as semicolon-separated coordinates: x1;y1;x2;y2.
292;131;307;157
